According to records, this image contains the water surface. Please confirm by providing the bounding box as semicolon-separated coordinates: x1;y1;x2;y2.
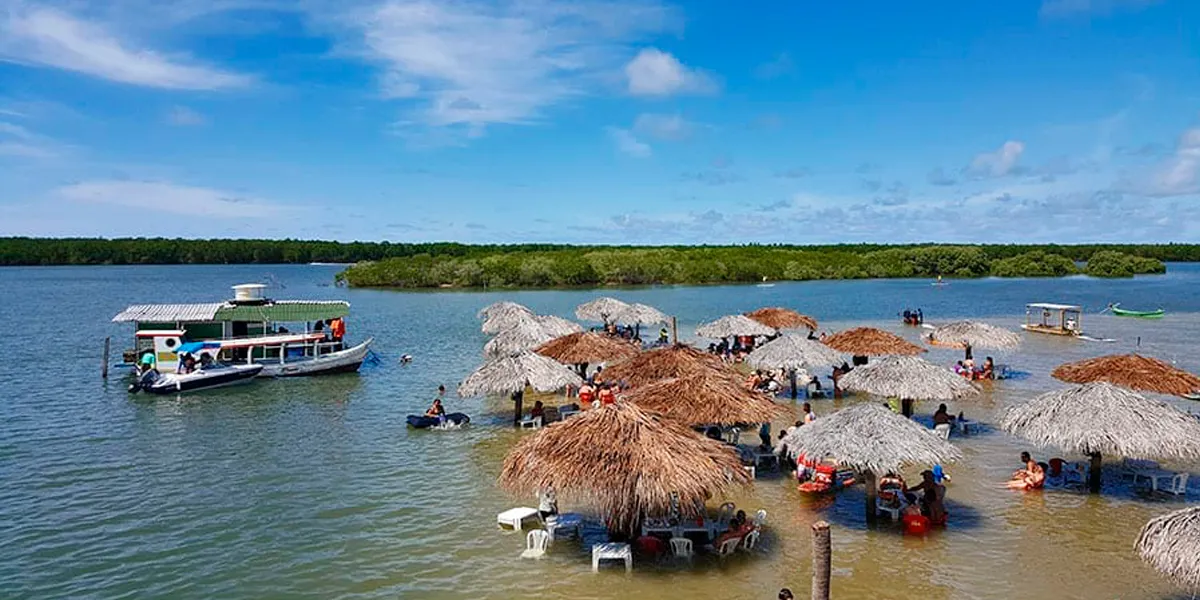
3;265;1200;599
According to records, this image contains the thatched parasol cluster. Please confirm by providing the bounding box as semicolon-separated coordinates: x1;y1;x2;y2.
823;327;925;356
926;320;1021;351
1137;506;1200;588
600;345;733;388
1000;382;1200;492
1052;353;1200;397
534;332;639;366
695;314;777;339
837;356;979;401
745;307;818;331
498;402;751;534
621;371;785;426
458;350;583;398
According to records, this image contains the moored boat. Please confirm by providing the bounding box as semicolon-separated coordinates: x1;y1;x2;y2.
1109;303;1164;318
131;342;264;395
114;284;372;377
1022;302;1083;337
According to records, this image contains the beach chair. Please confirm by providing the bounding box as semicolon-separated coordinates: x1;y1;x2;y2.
669;537;693;559
876;497;901;520
1162;473;1189;496
521;530;550;559
518;416;543;429
742;529;760;551
716;503;735;531
716;537;741;558
934;423;952;440
752;509;767;529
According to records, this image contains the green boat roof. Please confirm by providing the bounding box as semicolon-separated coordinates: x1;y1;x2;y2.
114;300;349;323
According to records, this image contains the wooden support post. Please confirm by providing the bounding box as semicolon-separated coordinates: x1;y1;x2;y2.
812;520;831;600
864;471;878;525
1088;452;1102;494
101;337;111;379
670;316;678;346
789;368;798;400
512;390;524;427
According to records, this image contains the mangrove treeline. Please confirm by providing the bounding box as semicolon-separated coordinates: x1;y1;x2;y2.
339;246;1167;288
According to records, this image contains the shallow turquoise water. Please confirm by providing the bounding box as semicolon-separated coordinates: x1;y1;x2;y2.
2;264;1200;599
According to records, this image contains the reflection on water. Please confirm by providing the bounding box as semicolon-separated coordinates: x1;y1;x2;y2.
2;264;1200;598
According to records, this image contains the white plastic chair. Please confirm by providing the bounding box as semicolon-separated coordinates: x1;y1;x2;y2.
726;427;741;445
876;497;901;520
669;537;693;559
716;537;741;558
592;543;632;572
934;423;951;440
1164;473;1190;496
716;503;735;531
521;529;550;558
752;509;767;529
742;529;760;551
519;416;543;429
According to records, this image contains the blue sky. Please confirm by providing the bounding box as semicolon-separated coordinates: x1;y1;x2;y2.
1;0;1198;244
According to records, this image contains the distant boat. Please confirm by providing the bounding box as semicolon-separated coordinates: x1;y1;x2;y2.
756;276;774;288
309;262;350;266
932;275;948;287
1109;303;1164;319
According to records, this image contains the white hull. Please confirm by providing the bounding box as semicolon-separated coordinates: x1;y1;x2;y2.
257;338;372;377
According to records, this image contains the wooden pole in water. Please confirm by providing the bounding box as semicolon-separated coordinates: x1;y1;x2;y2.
670;316;678;346
1088;452;1103;494
864;471;878;525
789;368;798;400
811;520;831;600
512;389;524;427
101;336;111;379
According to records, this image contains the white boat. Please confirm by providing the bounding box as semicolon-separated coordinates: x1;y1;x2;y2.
131;347;264;394
114;284;373;378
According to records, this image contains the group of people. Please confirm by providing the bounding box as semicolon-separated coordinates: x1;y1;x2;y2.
901;308;924;326
1007;451;1048;490
879;468;949;531
707;335;760;363
176;351;215;374
954;355;996;380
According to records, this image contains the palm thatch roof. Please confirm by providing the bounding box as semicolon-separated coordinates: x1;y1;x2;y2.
498;402;751;534
838;356;980;401
621;371;786;426
616;302;670;325
781;403;962;474
999;382;1200;460
535;314;584;337
746;333;844;371
479;301;535;334
1052;354;1200;397
601;345;733;388
695;314;777;338
1136;506;1200;588
575;297;631;323
534;332;640;365
745;307;818;330
822;327;925;356
482;314;584;358
926;320;1021;350
459;350;583;397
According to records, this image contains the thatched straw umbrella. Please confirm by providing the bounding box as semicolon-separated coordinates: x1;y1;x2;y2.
1136;506;1200;589
498;402;752;535
746;307;818;331
621;371;786;426
747;333;845;398
822;327;926;357
695;314;777;339
483;314;585;358
479;301;534;334
576;297;631;324
534;332;639;377
601;344;732;388
616;302;670;325
782;403;962;522
535;314;584;337
459;350;583;425
925;320;1021;360
1052;353;1200;398
838;356;979;406
999;382;1200;492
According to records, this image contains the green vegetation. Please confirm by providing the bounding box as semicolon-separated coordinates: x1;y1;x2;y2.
0;238;1172;286
1085;251;1168;278
989;251;1079;277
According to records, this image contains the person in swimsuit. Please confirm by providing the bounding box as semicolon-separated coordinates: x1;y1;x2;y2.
907;470;947;524
1007;451;1046;490
425;398;446;420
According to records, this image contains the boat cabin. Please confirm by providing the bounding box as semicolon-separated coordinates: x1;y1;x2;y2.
1022;303;1082;337
114;284;351;371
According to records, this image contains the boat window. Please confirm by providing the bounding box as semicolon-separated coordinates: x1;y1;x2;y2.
165;338;177;348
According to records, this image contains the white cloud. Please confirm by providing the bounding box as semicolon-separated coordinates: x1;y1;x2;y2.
166;105;207;126
0;4;252;90
1040;0;1158;18
335;0;677;134
625;48;716;97
632;112;693;141
56;180;286;218
968;140;1026;177
1144;127;1200;196
607;127;650;158
0;120;63;158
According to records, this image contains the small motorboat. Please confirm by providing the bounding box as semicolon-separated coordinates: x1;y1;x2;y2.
130;363;263;394
407;413;471;429
1108;303;1164;318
